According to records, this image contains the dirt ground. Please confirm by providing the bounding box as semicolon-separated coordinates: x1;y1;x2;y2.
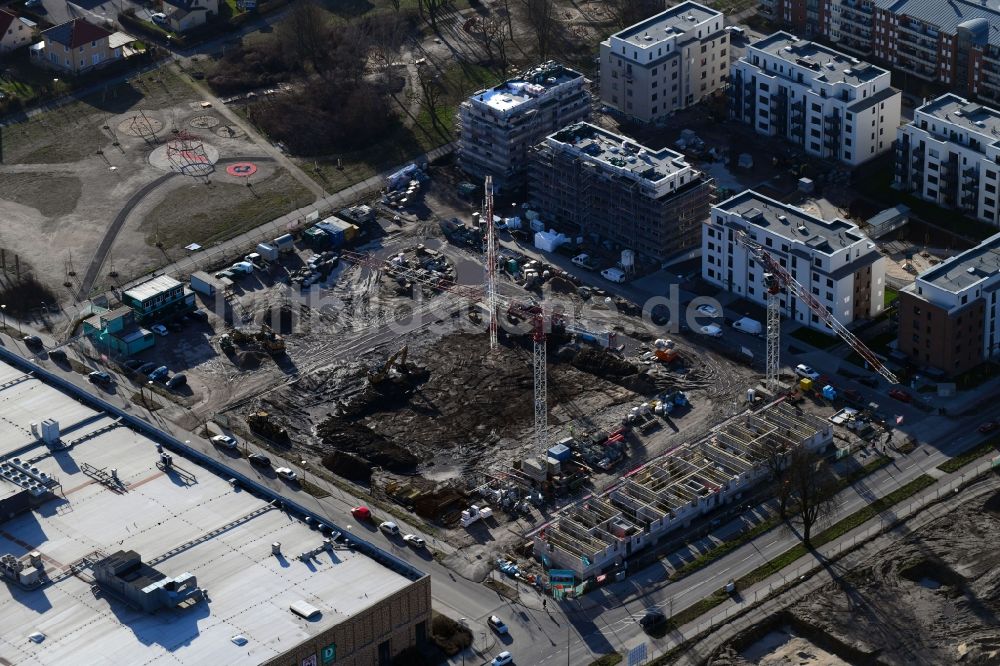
0;64;311;303
710;473;1000;666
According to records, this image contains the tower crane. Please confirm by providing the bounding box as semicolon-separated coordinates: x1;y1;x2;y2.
734;230;900;386
483;176;500;352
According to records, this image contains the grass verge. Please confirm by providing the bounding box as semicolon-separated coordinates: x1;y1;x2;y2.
588;654;623;666
788;326;840;349
662;474;935;631
484;578;519;601
937;436;999;473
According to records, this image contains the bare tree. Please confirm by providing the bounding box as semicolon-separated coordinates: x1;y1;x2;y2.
419;0;447;28
761;436;793;520
276;1;330;72
480;16;511;70
609;0;665;29
416;65;446;131
785;446;839;546
522;0;555;59
367;14;406;75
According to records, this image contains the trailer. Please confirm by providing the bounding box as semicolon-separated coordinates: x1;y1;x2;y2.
190;270;224;297
272;234;295;254
256;243;279;262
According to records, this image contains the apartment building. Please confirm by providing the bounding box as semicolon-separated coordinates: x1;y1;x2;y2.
527;122;714;262
894;94;1000;228
897;232;1000;374
599;1;728;124
731;32;901;166
703;190;886;333
35;18;118;75
764;0;1000;105
457;61;590;192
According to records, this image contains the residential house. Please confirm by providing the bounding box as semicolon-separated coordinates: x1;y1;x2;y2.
82;306;155;357
0;9;34;53
162;0;219;33
35;18;117;74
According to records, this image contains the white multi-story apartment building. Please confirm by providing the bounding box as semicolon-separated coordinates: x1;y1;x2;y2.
703;190;886;333
894;94;1000;228
730;32;900;166
457;61;590;192
599;1;728;124
897;232;1000;374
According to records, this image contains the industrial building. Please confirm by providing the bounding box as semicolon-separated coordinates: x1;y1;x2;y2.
527;122;714;263
897;232;1000;375
0;357;430;666
599;1;728;124
457;61;590;191
730;32;900;166
703;190;886;333
122;274;196;323
894;94;1000;228
81;305;155;356
533;401;832;578
762;0;1000;105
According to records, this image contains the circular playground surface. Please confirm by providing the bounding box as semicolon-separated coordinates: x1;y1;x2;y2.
148;139;220;175
226;162;258;177
214;124;246;139
190;115;221;129
118;112;164;138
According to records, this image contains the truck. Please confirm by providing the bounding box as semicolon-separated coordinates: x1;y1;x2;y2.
189;270;221;297
256;242;279;262
732;317;763;336
601;267;626;283
571;253;598;270
460;504;493;527
272;233;295;254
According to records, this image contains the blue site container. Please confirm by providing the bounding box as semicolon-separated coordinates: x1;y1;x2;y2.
548;443;571;462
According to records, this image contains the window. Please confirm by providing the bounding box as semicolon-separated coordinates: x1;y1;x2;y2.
845;152;851;160
810;141;820;151
826;278;833;287
811;102;821;112
811;128;821;138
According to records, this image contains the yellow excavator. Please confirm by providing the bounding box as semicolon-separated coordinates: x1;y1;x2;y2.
367;346;409;385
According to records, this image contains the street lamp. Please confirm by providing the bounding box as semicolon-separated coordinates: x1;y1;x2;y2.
1;304;6;332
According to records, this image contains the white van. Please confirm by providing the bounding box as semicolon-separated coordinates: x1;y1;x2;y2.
601;267;626;283
699;324;723;338
732;317;763;336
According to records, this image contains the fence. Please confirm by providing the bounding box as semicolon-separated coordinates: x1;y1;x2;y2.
617;459;995;664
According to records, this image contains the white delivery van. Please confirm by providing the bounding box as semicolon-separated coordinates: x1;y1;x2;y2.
601;267;626;283
732;317;763;336
699;324;723;338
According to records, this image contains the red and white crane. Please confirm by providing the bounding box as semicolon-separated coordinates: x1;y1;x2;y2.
735;230;900;386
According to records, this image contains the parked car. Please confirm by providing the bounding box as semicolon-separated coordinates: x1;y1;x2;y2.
571;253;597;270
148;366;169;381
211;434;238;449
88;371;113;386
403;534;426;549
379;521;400;535
888;388;912;403
351;506;372;520
487;615;508;635
842;388;864;405
491;652;514;666
151;324;169;337
23;335;43;349
25;0;42;7
138;362;158;375
48;349;67;363
979;421;999;434
166;373;187;389
230;261;255;274
699;324;723;337
189;310;209;323
150;11;167;23
275;467;298;481
248;453;271;467
795;364;820;380
695;303;718;316
639;610;667;633
600;267;626;283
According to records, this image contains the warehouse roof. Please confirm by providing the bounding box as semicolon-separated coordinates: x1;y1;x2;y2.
715;190;867;254
0;359;423;665
123;275;183;302
874;0;1000;48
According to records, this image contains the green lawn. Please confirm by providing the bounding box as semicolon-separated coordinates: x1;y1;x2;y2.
789;326;840;349
937;435;999;473
884;286;898;307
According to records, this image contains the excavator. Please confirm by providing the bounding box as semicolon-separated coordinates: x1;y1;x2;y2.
229;324;286;355
367;346;409;386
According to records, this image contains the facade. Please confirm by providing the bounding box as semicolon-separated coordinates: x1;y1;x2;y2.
534;401;832;578
122;275;196;323
527;122;714;262
163;0;219;32
763;0;1000;105
703;190;886;332
35;18;117;74
599;1;728;123
894;94;1000;228
457;61;590;191
731;32;901;166
82;305;155;356
0;9;33;52
897;232;1000;374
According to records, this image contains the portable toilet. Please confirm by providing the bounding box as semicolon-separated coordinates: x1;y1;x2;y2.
822;385;836;400
799;377;813;391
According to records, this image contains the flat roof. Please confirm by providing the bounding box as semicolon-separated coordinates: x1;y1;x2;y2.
916;93;1000;146
547;122;693;182
472;61;583;114
613;1;720;46
124;275;183;302
0;360;420;665
750;31;886;86
714;190;866;253
874;0;1000;48
918;232;1000;292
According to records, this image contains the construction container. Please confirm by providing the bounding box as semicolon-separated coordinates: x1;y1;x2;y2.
189;271;220;297
800;377;813;391
547;443;571;462
273;234;295;253
303;227;330;247
546;457;561;475
522;457;548;482
256;243;279;262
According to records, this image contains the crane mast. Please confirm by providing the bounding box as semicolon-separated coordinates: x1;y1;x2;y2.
483;176;499;351
735;231;900;386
